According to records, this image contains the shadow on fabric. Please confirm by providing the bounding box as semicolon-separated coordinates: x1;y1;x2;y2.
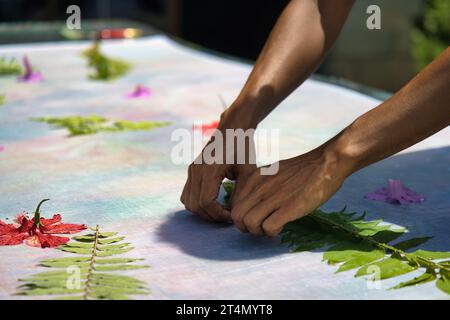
157;146;450;259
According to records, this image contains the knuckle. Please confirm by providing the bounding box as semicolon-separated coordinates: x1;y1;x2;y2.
198;198;211;210
230;209;242;224
262;220;279;237
243;215;257;230
244;218;263;236
190;204;201;214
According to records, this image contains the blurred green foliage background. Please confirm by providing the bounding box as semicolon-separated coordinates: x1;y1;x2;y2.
412;0;450;70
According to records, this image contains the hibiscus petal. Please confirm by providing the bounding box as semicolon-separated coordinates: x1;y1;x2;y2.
1;202;86;248
24;235;41;247
25;233;69;248
0;216;32;246
0;233;28;245
0;220;18;234
42;222;87;234
40;214;86;234
39;214;62;227
15;211;28;224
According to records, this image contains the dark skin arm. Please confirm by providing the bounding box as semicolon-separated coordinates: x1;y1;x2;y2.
181;0;450;236
231;47;450;236
181;0;355;221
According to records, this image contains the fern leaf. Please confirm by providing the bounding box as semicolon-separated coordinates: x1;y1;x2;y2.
17;225;150;300
82;41;132;81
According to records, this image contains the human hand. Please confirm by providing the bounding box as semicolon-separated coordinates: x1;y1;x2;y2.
230;145;353;236
180;106;258;222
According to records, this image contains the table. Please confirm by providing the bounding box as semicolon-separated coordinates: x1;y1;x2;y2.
0;35;449;299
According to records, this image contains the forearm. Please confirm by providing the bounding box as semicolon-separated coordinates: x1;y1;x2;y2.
331;47;450;175
223;0;355;128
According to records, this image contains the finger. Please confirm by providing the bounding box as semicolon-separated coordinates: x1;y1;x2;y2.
181;165;193;208
231;172;263;207
262;200;309;237
229;177;244;209
180;166;192;207
231;192;261;233
229;164;258;209
189;171;213;222
199;174;231;222
230;170;272;203
242;200;279;236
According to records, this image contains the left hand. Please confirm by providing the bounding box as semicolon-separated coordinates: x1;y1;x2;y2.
230;146;352;236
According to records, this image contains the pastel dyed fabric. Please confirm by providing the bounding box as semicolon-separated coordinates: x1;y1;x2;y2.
0;36;449;299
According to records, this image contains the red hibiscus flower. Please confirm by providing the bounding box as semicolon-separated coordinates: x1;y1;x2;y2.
0;199;86;248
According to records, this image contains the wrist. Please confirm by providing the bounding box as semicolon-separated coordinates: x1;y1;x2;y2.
321;127;362;179
219;105;257;131
219;92;270;130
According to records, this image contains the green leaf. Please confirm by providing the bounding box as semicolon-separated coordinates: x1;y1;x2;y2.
370;229;405;243
59;242;94;249
94;264;149;272
391;272;436;289
82;41;132;81
98;236;126;244
40;257;91;268
57;246;93;255
0;57;22;75
32;116;171;137
392;237;433;251
356;258;417;280
94;258;145;265
91;273;146;284
98;232;118;238
220;181;450;297
17;287;84;296
436;274;450;295
413;250;450;260
72;235;95;242
324;241;385;273
97;242;132;251
96;247;134;257
17;227;149;300
440;260;450;267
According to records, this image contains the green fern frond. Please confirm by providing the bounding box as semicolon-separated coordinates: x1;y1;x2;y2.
31;115;172;136
82;41;132;81
17;225;150;300
223;182;450;296
0;57;22;75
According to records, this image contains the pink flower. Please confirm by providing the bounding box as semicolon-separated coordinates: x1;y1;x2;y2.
365;179;425;205
0;199;86;248
17;55;43;82
126;84;151;99
192;121;219;136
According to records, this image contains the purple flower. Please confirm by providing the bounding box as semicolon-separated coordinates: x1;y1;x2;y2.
17;56;43;82
0;145;4;152
365;179;425;205
125;85;151;99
